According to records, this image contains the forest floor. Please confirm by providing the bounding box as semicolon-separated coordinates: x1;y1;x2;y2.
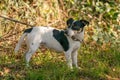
0;45;120;80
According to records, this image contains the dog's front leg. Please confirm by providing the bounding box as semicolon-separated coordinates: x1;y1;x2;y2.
72;51;79;68
65;51;73;69
71;41;81;69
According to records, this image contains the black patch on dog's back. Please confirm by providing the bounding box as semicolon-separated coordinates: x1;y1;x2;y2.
53;29;69;51
24;28;33;33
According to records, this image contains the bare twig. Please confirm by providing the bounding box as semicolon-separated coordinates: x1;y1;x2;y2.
0;15;35;27
47;20;60;26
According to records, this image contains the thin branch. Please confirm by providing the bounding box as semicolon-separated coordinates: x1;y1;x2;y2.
0;15;35;27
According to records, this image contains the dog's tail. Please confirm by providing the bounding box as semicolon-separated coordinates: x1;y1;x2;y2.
14;33;27;53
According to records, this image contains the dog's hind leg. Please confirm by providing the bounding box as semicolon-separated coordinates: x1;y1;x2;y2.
25;43;39;67
15;33;27;53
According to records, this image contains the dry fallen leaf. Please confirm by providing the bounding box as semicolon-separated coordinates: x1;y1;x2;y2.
0;71;4;76
4;67;11;74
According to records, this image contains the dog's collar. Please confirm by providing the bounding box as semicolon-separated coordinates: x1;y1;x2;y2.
71;36;83;43
63;30;83;43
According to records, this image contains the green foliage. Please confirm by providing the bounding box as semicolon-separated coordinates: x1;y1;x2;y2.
64;0;120;49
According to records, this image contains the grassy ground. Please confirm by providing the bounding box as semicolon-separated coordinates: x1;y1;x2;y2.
0;45;120;80
0;0;120;80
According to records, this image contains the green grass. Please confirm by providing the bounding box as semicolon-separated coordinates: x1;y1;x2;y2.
0;46;120;80
0;0;120;80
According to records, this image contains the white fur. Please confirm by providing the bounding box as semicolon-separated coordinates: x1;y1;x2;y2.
66;28;75;37
67;27;84;42
73;30;84;42
15;26;82;69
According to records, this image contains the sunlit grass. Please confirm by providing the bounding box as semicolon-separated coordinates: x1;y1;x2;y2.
0;46;120;80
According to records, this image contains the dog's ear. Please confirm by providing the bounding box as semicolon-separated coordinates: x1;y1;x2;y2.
67;18;74;27
80;20;89;26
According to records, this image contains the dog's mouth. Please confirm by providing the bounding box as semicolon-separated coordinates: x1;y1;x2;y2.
71;29;84;42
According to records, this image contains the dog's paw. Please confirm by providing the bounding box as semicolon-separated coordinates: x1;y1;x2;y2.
26;63;30;67
76;67;82;70
14;48;19;53
14;50;18;54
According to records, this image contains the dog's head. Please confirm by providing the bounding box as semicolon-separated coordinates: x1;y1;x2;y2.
66;18;89;37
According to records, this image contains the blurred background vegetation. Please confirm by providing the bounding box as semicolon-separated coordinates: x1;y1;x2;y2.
0;0;120;80
0;0;119;51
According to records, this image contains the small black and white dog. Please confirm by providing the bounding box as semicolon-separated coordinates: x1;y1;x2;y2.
15;18;89;69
